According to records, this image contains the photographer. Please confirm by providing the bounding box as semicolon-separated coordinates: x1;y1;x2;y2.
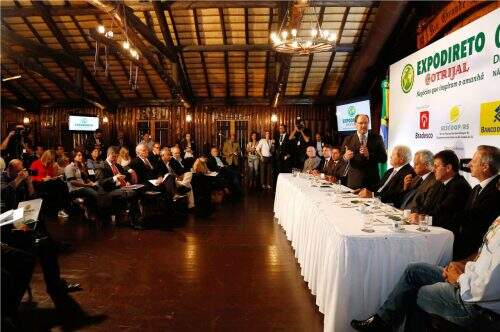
1;125;26;162
0;159;35;212
288;118;311;169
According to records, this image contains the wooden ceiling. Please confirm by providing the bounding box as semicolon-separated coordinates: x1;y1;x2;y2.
0;1;377;110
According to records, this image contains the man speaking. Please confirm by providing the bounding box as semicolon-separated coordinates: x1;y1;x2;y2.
342;114;387;191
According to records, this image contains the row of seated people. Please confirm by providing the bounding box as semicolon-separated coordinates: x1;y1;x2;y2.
301;144;499;331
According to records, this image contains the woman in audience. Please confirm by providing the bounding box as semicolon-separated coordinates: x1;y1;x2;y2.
64;150;99;219
246;131;259;188
117;147;132;169
56;154;70;177
30;150;70;218
190;158;224;217
86;147;103;176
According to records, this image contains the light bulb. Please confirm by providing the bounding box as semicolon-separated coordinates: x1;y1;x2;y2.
305;40;312;48
186;114;193;123
328;33;336;42
105;30;113;38
291;41;298;48
23;117;30;125
323;30;330;38
122;41;130;49
130;49;138;58
281;30;288;39
97;25;105;34
271;114;278;123
311;29;317;37
102;116;109;124
291;29;297;37
270;32;277;40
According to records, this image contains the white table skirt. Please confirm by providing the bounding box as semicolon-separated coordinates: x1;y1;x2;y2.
274;174;453;332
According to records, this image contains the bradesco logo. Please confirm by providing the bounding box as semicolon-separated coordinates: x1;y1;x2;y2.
480;100;500;136
401;64;414;93
416;110;433;139
420;111;429;129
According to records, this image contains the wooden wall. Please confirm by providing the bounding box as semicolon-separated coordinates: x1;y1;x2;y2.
2;104;334;153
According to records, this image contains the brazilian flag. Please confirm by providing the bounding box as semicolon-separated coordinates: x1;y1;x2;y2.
379;79;389;177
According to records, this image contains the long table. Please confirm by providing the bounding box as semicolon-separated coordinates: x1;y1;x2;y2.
273;173;453;332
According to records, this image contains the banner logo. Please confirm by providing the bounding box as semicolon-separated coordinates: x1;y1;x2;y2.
480;100;500;136
419;111;430;129
401;64;414;93
347;105;356;117
449;106;461;123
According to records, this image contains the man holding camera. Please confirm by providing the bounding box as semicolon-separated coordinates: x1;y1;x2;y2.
1;125;27;163
289;118;311;169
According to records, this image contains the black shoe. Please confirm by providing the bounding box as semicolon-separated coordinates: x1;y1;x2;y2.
351;315;389;331
64;282;82;293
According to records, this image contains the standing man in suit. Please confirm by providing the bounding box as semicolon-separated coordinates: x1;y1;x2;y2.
289;121;311;169
358;145;415;206
274;124;291;180
411;150;471;235
342;114;387;191
85;128;104;156
222;134;241;169
453;145;500;259
400;149;438;210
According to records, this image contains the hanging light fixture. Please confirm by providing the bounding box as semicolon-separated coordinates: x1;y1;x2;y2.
271;114;278;123
270;5;336;55
23;116;30;125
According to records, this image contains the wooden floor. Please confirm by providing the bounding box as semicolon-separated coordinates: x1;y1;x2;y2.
20;190;324;331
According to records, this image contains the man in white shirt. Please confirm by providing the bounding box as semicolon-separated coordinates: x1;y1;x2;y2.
256;130;274;189
351;218;500;331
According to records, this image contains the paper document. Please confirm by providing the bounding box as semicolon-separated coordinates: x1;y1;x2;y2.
207;172;218;177
0;207;25;227
149;173;171;186
18;198;43;223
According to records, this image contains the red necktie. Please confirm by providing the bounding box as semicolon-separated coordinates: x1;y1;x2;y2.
111;163;126;187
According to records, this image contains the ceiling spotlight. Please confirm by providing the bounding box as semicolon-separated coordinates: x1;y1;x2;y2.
122;41;130;50
97;25;105;34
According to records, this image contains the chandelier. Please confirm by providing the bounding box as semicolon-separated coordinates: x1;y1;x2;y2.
270;6;336;55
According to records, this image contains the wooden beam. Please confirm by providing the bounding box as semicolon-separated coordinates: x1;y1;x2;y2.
4;49;106;109
0;26;80;68
219;8;230;98
300;6;326;96
263;8;274;98
244;8;249;98
319;6;350;96
153;1;193;100
272;0;307;107
193;8;211;98
0;2;373;17
69;12;124;99
31;1;114;109
1;65;39;103
86;0;188;105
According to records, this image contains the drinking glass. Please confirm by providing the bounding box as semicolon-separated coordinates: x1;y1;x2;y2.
403;209;411;223
362;213;374;233
418;214;429;232
320;173;325;180
425;215;433;227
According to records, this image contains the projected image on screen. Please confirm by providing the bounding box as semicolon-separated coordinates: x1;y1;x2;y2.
336;99;372;132
68;115;99;131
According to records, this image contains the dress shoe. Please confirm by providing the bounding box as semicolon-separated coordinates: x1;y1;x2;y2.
351;314;389;331
64;282;82;293
132;223;145;230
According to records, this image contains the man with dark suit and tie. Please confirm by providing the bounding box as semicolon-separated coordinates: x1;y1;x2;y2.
411;150;471;235
358;145;415;207
171;146;189;173
274;124;291;176
315;145;347;181
399;149;438;210
207;147;242;198
342;114;387;191
129;144;160;186
453;145;500;259
96;146;144;229
157;148;184;177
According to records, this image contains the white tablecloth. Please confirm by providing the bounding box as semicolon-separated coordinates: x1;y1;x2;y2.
273;174;454;332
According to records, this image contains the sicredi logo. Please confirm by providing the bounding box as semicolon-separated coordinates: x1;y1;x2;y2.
401;64;414;93
347;105;356;117
419;111;429;129
449;106;461;123
480;100;500;136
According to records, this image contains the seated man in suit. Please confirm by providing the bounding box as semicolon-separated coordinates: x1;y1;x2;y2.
157;147;191;195
303;146;320;173
453;145;500;259
314;145;347;181
96;146;144;229
148;142;161;167
399;149;438;210
171;146;189;174
207;147;242;198
358;145;415;207
410;149;471;236
351;217;500;332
